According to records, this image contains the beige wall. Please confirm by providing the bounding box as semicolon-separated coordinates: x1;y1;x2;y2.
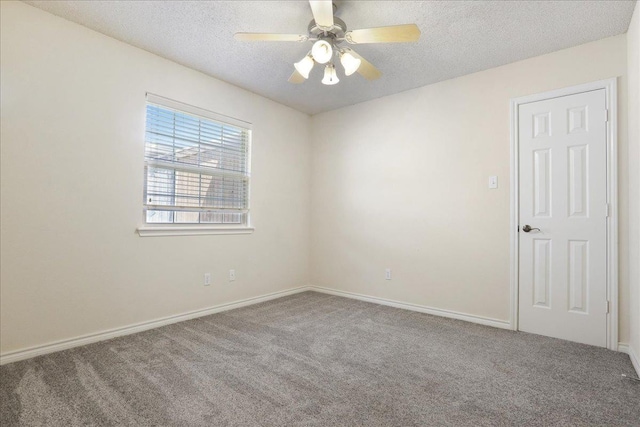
1;0;636;359
310;35;631;342
0;2;311;355
628;2;640;362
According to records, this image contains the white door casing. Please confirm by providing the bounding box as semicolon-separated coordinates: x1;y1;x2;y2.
517;89;609;347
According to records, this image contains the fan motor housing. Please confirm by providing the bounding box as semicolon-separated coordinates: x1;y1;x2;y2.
308;17;347;41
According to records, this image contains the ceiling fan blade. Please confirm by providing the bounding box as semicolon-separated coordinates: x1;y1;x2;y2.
234;33;308;42
345;24;421;44
309;0;334;28
288;69;306;84
346;49;381;80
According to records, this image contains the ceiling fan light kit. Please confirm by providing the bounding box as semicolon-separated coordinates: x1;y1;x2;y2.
322;64;340;85
340;51;361;77
311;40;333;64
234;0;421;86
294;54;314;79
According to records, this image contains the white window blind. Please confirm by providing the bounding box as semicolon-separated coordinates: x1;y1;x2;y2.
143;94;251;226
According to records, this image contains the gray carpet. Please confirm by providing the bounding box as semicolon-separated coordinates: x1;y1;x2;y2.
1;291;639;426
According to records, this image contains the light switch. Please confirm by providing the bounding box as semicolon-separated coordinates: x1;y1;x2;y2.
488;176;498;189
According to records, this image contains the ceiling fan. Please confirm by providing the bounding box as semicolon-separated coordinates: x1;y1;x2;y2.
234;0;421;85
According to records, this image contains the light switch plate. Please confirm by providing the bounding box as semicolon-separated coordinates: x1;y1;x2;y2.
489;176;498;189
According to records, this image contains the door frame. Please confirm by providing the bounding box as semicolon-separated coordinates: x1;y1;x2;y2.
509;78;619;350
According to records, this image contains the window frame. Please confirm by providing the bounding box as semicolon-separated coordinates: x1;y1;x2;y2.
137;93;254;237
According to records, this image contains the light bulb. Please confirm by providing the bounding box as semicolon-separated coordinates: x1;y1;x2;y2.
311;40;333;64
322;64;339;85
340;51;361;76
294;54;314;79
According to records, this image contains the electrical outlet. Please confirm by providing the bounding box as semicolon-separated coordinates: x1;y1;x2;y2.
204;273;211;286
385;268;392;280
229;269;236;282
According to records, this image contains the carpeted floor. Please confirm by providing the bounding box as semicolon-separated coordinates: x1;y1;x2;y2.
1;291;638;426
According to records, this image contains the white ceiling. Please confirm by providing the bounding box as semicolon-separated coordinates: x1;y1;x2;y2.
25;1;636;115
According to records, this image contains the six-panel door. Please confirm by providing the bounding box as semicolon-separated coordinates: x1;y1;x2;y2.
518;89;607;347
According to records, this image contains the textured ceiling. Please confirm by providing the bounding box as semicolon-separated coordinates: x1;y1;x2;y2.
25;0;637;115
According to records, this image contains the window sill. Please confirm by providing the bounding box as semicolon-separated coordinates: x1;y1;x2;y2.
137;226;255;237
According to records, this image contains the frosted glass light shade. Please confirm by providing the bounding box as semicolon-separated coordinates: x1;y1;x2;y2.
340;51;361;76
311;40;333;64
322;65;339;85
294;55;314;79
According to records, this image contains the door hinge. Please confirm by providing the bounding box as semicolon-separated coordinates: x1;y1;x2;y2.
604;108;609;123
606;203;611;218
606;300;610;314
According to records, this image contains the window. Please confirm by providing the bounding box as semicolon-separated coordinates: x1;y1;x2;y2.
140;94;252;236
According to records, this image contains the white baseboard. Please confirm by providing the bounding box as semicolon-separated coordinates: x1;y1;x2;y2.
308;285;511;330
2;283;626;369
0;286;311;366
618;343;640;377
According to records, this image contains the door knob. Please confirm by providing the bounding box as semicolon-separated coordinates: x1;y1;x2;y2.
522;225;541;233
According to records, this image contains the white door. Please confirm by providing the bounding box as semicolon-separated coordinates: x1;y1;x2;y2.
518;89;608;347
